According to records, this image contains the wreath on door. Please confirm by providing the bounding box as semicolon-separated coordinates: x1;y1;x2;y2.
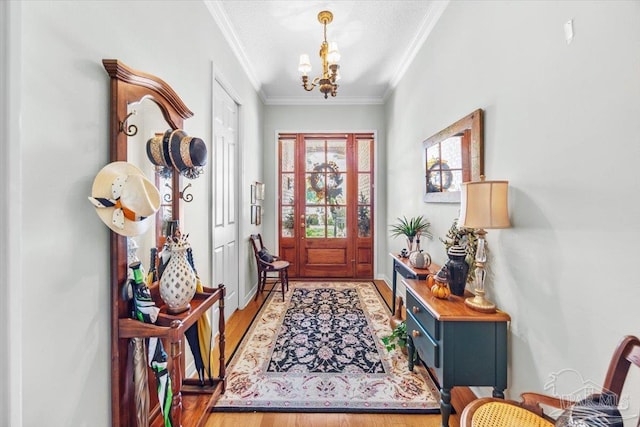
309;161;343;201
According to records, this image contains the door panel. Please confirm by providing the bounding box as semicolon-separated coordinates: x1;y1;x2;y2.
307;248;346;264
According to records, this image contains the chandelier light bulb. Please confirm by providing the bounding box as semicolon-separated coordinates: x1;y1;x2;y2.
327;41;340;65
298;54;312;75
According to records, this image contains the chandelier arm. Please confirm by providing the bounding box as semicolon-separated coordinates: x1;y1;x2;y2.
301;75;319;91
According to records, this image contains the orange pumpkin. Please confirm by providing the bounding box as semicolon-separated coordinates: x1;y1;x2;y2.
431;283;451;299
426;275;435;287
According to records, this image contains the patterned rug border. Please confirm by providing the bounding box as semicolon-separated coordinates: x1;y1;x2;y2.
212;281;441;414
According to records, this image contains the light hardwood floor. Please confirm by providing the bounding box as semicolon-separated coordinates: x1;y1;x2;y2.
205;280;470;427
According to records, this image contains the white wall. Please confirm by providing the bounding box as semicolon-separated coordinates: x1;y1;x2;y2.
386;0;640;420
262;105;387;278
17;1;262;425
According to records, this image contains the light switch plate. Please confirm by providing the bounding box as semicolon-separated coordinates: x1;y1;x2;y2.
564;19;574;44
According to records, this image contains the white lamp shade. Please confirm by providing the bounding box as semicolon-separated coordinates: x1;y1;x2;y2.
298;54;312;75
459;180;511;229
327;41;341;65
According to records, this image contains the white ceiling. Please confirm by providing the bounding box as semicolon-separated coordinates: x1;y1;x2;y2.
204;1;449;105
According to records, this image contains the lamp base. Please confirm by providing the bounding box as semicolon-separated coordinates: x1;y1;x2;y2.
464;291;496;313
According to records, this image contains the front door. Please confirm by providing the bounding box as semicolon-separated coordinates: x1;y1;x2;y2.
278;133;374;278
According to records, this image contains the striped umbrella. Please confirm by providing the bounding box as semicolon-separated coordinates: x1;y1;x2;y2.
129;261;173;427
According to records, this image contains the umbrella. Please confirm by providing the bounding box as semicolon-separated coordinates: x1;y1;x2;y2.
125;240;149;427
129;261;174;427
196;275;214;382
130;337;149;427
147;335;173;427
184;324;206;385
184;246;214;385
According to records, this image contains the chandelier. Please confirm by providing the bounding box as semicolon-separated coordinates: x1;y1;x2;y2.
298;10;341;99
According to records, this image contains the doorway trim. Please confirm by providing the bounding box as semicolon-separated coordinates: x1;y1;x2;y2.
272;129;379;278
1;1;23;425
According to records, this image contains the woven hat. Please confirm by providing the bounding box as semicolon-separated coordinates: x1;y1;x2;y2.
88;161;161;237
146;129;207;179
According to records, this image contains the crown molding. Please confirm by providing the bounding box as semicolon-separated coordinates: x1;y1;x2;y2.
264;95;384;106
205;0;448;106
203;0;266;103
384;0;450;100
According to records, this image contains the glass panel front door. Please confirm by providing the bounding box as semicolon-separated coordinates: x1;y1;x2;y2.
278;133;374;278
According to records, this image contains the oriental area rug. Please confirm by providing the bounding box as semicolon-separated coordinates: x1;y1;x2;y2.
212;281;440;413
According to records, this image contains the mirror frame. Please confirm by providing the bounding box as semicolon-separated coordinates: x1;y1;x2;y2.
422;109;484;203
102;59;193;426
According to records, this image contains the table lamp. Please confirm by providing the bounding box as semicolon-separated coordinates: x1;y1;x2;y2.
458;176;511;313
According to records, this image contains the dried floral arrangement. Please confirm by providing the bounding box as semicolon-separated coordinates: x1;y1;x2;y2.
440;218;479;284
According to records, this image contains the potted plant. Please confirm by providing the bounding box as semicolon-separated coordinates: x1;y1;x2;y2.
381;321;408;354
390;215;432;253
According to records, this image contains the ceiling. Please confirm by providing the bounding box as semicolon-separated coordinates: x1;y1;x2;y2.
204;1;449;105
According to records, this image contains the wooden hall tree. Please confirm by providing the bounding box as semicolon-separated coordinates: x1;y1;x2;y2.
103;59;226;427
278;133;374;279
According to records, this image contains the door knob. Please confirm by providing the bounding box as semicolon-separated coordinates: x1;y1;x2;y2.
412;306;420;314
412;330;421;338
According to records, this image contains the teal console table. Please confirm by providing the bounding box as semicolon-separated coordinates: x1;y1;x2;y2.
404;278;510;427
389;252;436;315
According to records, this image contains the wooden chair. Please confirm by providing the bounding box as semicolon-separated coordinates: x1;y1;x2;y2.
250;234;290;301
461;335;640;427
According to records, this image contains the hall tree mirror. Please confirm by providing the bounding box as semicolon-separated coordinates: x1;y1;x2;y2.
125;97;173;269
102;59;226;427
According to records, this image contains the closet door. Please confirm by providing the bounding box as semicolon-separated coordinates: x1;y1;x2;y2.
212;80;239;317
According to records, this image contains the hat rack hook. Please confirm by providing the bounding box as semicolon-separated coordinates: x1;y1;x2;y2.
164;182;193;203
119;110;138;137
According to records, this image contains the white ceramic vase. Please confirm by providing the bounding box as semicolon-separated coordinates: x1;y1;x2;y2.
159;235;196;314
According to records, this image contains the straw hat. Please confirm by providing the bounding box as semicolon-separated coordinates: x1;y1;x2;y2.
88;161;161;237
146;129;207;179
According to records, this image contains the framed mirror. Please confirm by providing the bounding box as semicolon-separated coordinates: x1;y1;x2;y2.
423;109;484;203
125;97;174;269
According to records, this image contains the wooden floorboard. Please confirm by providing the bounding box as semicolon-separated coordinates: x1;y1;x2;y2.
206;279;473;427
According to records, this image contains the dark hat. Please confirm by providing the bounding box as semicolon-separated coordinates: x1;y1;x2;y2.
146;129;207;179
